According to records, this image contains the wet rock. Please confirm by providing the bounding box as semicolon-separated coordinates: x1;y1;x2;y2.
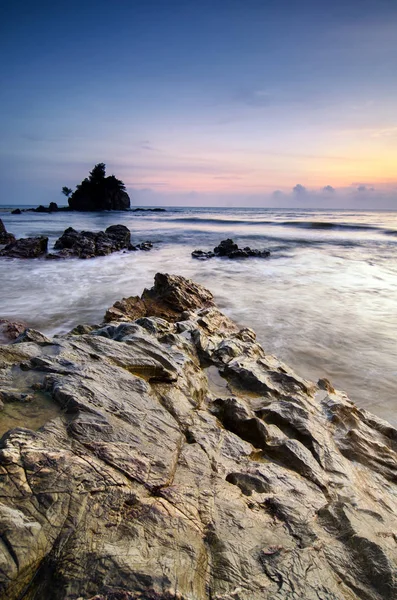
0;219;16;244
53;225;135;258
30;202;59;213
105;273;214;324
11;208;21;215
0;274;397;600
0;319;27;344
192;238;270;260
0;236;48;258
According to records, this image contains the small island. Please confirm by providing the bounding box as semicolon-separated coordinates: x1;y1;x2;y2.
66;163;130;211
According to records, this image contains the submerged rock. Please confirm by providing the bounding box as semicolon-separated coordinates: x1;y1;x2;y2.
0;219;16;244
0;274;397;599
192;238;270;260
0;235;48;258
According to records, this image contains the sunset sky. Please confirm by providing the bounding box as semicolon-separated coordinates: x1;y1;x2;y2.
1;0;397;207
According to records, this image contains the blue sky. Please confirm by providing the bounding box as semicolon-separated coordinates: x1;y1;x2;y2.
1;0;397;207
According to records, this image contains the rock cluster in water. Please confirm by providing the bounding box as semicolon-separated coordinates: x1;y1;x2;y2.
0;235;48;258
51;225;152;259
0;219;16;245
192;238;271;260
0;223;152;260
0;273;396;599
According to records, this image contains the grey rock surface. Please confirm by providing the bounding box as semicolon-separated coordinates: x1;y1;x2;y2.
0;274;396;600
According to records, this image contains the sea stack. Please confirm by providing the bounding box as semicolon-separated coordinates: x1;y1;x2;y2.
67;163;130;211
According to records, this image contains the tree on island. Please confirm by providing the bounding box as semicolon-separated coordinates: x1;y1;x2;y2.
68;163;130;211
62;186;73;199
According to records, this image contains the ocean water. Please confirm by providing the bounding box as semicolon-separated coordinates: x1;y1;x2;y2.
1;206;396;425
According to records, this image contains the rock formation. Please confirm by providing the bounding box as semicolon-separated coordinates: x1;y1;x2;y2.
52;225;153;259
0;274;396;599
68;163;130;211
192;238;270;260
0;219;16;245
0;236;48;258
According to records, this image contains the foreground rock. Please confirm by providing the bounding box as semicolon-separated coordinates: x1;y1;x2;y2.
105;272;215;322
0;235;48;258
0;219;15;244
52;225;152;259
0;274;397;600
192;238;271;260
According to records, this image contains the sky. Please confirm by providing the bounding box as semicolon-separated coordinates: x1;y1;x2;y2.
1;0;397;208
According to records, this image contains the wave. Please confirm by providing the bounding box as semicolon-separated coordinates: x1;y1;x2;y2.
163;216;397;235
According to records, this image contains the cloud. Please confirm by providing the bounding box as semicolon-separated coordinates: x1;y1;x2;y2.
233;88;273;107
357;185;375;192
293;184;307;194
323;185;335;193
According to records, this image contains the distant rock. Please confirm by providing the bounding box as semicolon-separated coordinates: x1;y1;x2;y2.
11;208;21;215
0;219;16;244
192;238;271;260
68;163;130;211
131;207;166;212
0;236;48;258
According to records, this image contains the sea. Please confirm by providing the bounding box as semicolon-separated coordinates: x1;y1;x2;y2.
1;205;396;425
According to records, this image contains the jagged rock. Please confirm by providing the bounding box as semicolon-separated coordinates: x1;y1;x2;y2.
192;238;270;260
0;219;16;244
0;274;397;599
53;225;133;258
105;273;215;323
0;236;48;258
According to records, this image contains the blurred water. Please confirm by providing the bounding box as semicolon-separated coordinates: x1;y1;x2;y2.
1;206;396;424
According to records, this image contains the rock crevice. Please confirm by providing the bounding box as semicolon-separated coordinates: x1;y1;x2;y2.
0;274;396;599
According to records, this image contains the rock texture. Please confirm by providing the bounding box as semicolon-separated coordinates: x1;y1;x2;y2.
0;236;48;258
0;274;397;600
192;238;270;260
0;219;16;245
52;226;152;259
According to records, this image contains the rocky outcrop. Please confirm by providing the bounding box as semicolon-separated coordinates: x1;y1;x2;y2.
0;219;15;245
0;274;396;600
68;163;130;211
105;273;215;322
0;236;48;258
53;225;132;259
51;225;152;259
192;238;271;260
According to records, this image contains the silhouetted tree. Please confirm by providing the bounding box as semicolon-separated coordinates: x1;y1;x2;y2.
89;163;106;183
68;164;130;211
62;186;73;198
